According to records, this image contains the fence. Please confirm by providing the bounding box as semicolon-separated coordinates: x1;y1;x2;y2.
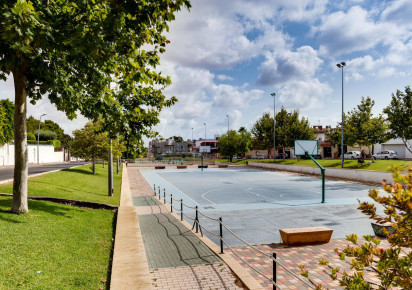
152;184;315;290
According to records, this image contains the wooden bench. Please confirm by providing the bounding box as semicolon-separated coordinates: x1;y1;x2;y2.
155;166;166;169
279;227;333;246
176;165;187;169
218;164;228;168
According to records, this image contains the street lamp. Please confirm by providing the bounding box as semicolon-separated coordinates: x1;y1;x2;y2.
226;115;229;133
191;127;193;141
271;93;276;163
336;62;346;168
204;123;206;139
37;113;46;164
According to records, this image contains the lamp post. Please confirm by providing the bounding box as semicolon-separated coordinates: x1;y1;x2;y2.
336;62;346;168
271;93;276;163
191;127;193;141
226;115;229;133
204;123;206;139
37;113;46;164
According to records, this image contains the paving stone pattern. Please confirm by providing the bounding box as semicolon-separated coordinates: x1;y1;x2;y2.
131;167;243;289
230;238;387;289
150;263;243;290
133;196;162;206
138;212;221;268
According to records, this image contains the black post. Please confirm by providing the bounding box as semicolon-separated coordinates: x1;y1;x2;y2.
219;217;223;254
180;199;183;221
158;186;160;198
171;194;173;213
153;184;156;194
273;252;277;289
163;189;166;204
195;206;199;233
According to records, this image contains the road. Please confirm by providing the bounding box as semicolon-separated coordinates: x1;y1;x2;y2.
0;162;89;182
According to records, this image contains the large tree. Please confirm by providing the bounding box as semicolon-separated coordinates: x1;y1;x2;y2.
218;130;242;162
0;0;190;213
238;127;252;158
0;99;14;145
345;97;389;156
251;112;274;152
383;86;412;154
70;122;109;175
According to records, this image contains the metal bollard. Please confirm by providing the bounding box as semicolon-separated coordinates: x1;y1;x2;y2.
171;194;173;213
158;186;160;198
195;206;199;233
163;189;166;204
180;199;183;221
153;184;156;194
273;252;277;289
219;217;223;254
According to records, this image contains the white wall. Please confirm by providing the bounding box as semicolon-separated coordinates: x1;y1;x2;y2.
0;144;64;166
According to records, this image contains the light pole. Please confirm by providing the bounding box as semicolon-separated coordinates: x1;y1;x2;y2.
337;62;346;168
204;123;206;139
37;113;46;164
226;115;229;133
191;127;193;141
271;93;276;163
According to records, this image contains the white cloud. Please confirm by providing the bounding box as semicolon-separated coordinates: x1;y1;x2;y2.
216;74;234;81
315;6;397;56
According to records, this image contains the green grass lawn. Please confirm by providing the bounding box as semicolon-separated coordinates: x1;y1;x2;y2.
217;158;411;172
0;163;121;206
0;196;114;289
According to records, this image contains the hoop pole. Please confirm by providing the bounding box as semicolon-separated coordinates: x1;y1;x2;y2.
307;153;326;203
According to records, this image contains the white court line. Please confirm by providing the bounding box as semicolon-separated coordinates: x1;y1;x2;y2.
243;186;280;202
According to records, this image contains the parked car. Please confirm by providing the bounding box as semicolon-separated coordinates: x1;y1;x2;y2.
251;154;265;159
343;151;361;159
372;150;398;160
275;153;289;159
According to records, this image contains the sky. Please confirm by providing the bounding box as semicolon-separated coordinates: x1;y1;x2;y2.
1;0;412;144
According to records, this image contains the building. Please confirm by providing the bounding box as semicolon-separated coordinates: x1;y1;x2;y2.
192;138;218;157
148;138;189;155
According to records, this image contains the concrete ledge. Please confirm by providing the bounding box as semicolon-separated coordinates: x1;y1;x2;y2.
111;165;153;290
279;227;333;246
153;195;264;290
248;162;393;184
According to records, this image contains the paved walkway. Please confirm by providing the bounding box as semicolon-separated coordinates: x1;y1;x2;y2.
128;167;244;289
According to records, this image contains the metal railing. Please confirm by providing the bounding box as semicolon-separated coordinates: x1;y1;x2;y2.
152;184;315;290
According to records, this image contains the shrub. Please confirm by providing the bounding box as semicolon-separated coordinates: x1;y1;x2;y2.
27;132;36;141
27;140;53;145
52;140;61;149
37;130;57;141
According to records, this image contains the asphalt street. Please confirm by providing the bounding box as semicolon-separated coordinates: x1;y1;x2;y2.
0;162;88;182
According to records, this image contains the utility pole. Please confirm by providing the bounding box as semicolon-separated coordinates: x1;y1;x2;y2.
271;93;276;163
108;139;113;196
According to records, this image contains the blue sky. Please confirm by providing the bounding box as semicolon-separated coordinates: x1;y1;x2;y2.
1;0;412;144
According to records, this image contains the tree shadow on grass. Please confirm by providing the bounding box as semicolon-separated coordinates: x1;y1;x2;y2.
0;197;84;223
61;168;95;175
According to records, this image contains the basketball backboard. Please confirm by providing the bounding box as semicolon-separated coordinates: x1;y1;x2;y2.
294;140;318;156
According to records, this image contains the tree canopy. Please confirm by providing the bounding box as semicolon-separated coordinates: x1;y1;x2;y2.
0;99;14;145
251;112;273;151
383;86;412;154
218;130;244;162
0;0;190;213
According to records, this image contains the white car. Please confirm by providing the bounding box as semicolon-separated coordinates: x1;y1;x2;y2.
343;151;361;159
251;154;265;159
373;150;398;160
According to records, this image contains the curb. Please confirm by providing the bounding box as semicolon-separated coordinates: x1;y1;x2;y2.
110;165;153;290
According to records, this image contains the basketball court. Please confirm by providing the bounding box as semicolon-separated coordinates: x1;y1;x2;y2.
141;166;376;247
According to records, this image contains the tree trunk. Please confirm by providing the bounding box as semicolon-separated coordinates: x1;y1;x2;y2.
12;63;29;214
92;159;96;174
102;160;105;168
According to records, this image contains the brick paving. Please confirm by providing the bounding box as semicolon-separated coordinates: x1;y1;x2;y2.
130;166;243;289
229;239;389;289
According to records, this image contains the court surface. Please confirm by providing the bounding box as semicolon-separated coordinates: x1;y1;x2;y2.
141;167;377;247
